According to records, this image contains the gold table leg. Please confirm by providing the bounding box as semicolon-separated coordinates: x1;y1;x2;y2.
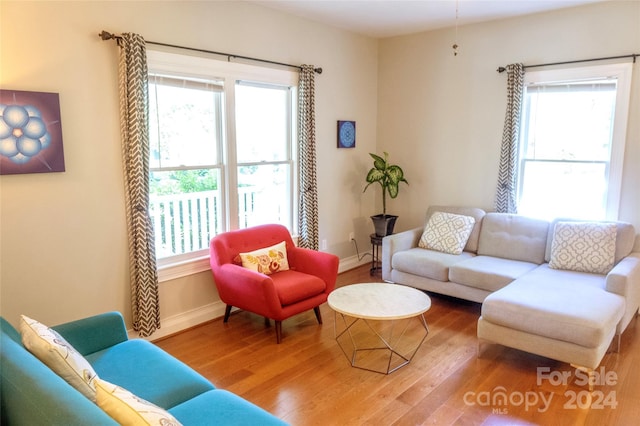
333;311;429;374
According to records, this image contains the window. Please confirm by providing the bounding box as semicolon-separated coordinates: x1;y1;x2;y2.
517;63;633;221
147;50;298;279
148;75;224;261
235;82;294;229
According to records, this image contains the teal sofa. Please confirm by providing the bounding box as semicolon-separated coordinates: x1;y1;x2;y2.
1;312;287;425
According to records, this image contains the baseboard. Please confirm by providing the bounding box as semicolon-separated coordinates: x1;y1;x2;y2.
338;254;372;273
130;300;230;341
131;256;372;340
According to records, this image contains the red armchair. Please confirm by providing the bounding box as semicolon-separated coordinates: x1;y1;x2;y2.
209;224;339;343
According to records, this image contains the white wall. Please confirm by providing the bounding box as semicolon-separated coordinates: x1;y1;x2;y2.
0;1;378;335
2;1;638;337
377;1;640;235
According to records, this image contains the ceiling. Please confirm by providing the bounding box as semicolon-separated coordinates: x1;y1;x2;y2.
249;0;606;38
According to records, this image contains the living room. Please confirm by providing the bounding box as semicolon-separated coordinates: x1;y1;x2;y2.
1;0;639;423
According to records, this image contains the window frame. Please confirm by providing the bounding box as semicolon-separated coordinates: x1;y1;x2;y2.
516;62;633;221
146;49;299;281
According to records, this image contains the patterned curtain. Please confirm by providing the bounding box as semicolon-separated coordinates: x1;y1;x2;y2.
495;63;525;214
117;33;160;337
297;65;319;250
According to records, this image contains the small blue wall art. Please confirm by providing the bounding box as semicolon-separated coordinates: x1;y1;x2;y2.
337;120;356;148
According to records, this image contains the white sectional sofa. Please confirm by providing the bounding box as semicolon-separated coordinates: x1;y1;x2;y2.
382;206;640;371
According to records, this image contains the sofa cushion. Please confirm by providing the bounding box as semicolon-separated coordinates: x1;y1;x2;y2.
239;241;290;275
169;389;288;426
20;315;99;401
392;247;475;281
477;213;549;264
481;264;624;348
86;339;214;409
425;206;486;253
449;256;539;292
95;378;183;426
418;212;475;255
544;218;636;265
549;221;616;274
271;270;326;306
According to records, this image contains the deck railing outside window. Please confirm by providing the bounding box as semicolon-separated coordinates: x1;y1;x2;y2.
150;188;258;259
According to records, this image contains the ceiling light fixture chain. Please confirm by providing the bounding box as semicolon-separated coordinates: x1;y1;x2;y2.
453;0;459;56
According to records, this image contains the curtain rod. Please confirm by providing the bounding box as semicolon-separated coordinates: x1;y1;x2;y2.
99;31;322;74
496;53;638;73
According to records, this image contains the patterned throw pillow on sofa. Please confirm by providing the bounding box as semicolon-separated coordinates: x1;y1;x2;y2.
419;211;475;255
95;378;183;426
549;221;616;275
239;241;290;275
20;315;99;401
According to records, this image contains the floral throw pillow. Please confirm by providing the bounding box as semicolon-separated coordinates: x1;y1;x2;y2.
95;378;183;426
239;241;290;275
20;315;99;401
418;211;476;255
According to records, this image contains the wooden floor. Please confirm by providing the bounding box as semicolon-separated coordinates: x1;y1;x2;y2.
155;266;640;426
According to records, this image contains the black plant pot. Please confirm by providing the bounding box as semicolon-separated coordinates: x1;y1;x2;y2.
371;214;398;237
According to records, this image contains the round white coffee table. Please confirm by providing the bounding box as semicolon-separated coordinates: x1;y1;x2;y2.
328;283;431;374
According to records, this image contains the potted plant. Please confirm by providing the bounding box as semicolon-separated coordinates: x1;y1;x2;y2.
363;152;409;236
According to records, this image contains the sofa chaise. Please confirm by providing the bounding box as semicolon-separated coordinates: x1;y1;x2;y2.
1;311;287;425
382;206;640;371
